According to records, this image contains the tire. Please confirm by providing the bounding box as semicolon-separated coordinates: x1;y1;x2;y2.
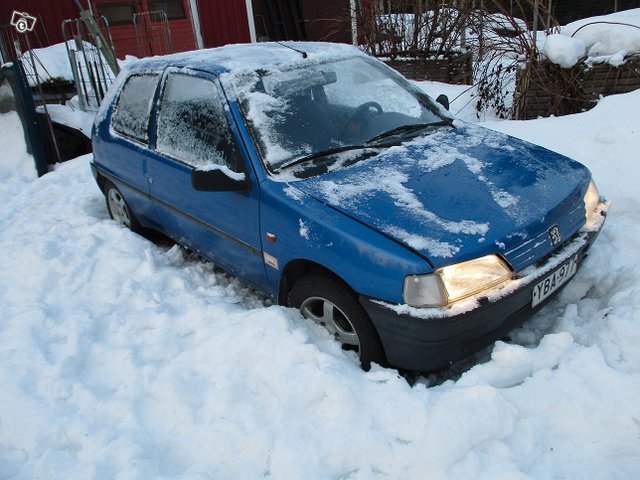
104;180;142;233
288;275;386;371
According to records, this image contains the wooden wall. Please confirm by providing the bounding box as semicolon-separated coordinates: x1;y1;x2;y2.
515;57;640;119
92;0;196;58
198;0;251;48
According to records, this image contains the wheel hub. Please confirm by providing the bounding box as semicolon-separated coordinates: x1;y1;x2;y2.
300;296;360;352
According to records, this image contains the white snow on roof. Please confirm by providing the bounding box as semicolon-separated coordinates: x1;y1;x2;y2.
19;42;75;86
38;100;95;138
129;42;367;75
19;41;133;87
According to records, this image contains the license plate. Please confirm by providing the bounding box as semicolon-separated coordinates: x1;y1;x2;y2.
531;254;579;307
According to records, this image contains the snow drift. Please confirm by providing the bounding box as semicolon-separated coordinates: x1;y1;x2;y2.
1;91;639;479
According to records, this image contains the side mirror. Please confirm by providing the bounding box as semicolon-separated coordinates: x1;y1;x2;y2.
192;167;247;192
436;94;450;111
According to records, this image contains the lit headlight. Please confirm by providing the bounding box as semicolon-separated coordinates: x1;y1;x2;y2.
403;255;513;307
583;180;600;221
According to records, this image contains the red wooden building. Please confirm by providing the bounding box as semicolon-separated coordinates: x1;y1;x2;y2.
1;0;353;62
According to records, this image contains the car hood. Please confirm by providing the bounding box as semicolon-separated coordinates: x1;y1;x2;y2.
288;123;591;271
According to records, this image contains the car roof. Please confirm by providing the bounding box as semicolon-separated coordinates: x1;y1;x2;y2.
124;42;367;77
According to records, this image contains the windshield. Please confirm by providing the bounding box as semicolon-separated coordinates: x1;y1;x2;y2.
230;56;449;172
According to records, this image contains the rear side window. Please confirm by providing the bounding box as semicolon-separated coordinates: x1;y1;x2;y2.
156;73;242;171
111;74;159;143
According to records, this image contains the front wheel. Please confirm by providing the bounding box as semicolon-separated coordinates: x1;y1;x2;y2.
288;275;386;370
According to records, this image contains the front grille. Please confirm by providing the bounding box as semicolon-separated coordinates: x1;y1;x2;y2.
503;202;585;272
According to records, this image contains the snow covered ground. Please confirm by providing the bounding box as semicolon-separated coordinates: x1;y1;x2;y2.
1;81;640;478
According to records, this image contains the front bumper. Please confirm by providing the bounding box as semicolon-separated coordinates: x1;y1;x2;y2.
360;207;607;372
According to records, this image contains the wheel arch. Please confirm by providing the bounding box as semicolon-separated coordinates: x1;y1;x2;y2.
278;258;354;306
94;170;108;193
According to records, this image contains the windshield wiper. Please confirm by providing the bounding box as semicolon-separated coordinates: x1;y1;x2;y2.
365;120;453;146
277;145;370;171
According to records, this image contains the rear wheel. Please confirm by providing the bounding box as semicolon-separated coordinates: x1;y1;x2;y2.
104;180;142;233
288;275;385;370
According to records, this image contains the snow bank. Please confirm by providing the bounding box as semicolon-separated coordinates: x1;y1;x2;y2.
20;41;132;87
543;8;640;67
0;111;37;181
542;34;586;68
482;89;640;204
415;80;481;122
19;42;75;86
0;95;640;477
40;100;96;138
564;8;640;58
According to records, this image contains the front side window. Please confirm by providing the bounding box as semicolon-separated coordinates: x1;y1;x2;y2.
156;73;241;171
111;74;159;143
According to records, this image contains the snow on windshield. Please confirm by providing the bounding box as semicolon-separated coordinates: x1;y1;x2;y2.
231;72;312;167
227;56;442;169
322;61;422;117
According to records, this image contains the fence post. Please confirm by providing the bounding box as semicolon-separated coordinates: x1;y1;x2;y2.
532;0;539;54
0;61;50;177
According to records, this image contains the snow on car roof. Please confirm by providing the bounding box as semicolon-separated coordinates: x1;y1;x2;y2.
95;42;368;140
125;42;368;76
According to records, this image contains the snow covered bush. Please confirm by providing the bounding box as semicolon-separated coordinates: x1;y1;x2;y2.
516;8;640;119
356;0;474;58
470;0;554;119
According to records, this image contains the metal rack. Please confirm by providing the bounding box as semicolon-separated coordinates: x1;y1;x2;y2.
62;15;116;111
134;10;174;58
1;19;64;164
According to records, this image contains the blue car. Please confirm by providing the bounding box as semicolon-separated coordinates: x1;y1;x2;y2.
91;42;607;372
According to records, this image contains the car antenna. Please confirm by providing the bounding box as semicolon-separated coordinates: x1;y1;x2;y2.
277;42;307;59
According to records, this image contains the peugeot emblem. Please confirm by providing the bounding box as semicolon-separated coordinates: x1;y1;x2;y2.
549;225;562;246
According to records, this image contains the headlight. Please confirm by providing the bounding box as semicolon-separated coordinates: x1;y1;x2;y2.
403;255;513;307
583;180;600;221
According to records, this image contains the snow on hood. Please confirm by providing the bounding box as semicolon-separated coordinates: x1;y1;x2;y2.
289;123;591;270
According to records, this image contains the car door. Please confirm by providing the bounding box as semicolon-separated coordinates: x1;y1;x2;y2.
103;73;160;220
146;69;268;291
